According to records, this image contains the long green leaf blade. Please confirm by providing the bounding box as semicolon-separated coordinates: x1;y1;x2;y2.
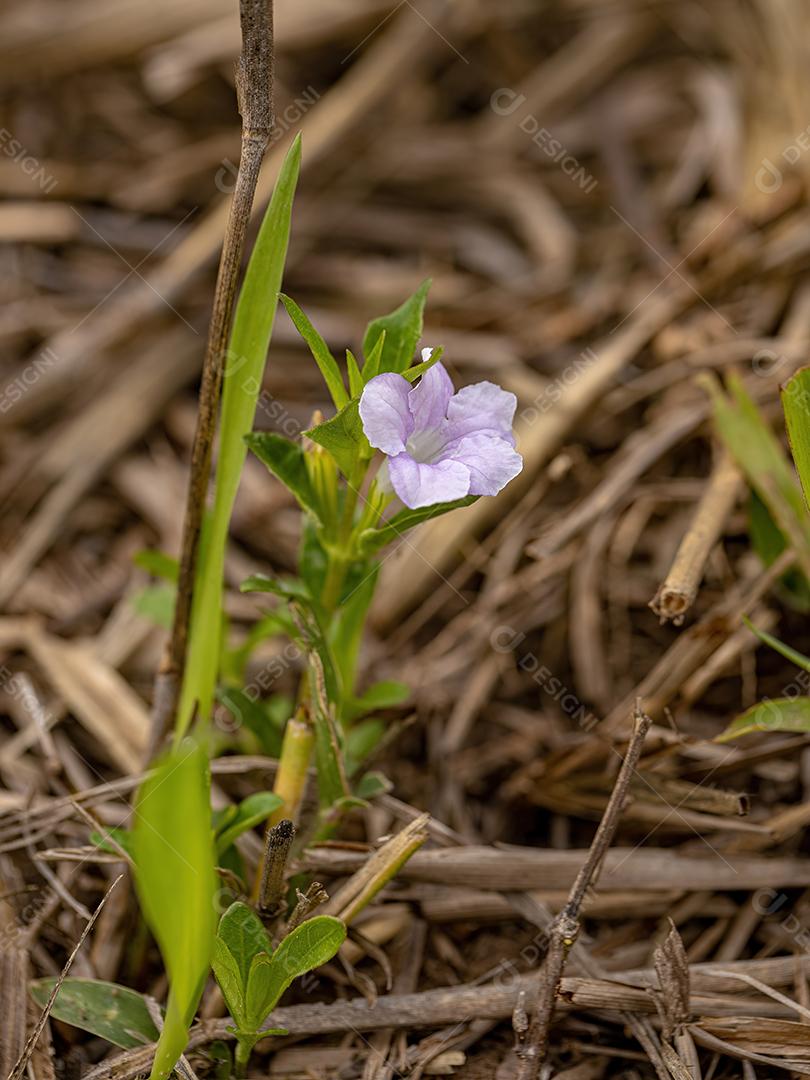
215;793;283;854
131;739;217;1080
743;616;810;673
29;978;158;1050
280;294;348;409
178;135;301;737
783;366;810;507
705;371;810;581
717;697;810;741
358;496;477;556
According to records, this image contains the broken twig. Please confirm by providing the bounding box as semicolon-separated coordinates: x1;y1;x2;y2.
514;707;652;1078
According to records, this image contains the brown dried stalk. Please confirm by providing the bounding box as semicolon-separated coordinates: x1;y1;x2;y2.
150;0;274;754
258;818;295;917
650;447;741;624
514;707;652;1079
81;953;810;1080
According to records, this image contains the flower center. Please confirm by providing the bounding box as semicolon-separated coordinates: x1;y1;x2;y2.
405;427;446;463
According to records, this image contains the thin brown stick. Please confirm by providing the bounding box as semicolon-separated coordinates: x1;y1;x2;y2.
650;447;741;623
149;0;274;755
514;706;652;1079
9;875;122;1080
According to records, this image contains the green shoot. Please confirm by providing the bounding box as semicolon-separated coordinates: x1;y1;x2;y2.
131;739;218;1080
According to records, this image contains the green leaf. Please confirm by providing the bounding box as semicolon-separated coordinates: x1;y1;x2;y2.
243;952;276;1031
212;935;245;1025
345;718;385;768
177;134;301;737
743;616;810;673
245;432;320;519
217;902;273;987
246;916;346;1028
29;977;159;1050
359;330;385;383
403;344;442;383
304;399;369;478
354;680;410;712
240;573;310;601
215;793;283;855
133;549;179;582
748;492;810;611
131;583;175;629
346;348;364;398
131;738;218;1080
280;294;348;410
354;769;392;799
362;279;430;375
717;697;810;741
358;496;478;556
90;826;133;858
705;371;810;582
783;366;810;507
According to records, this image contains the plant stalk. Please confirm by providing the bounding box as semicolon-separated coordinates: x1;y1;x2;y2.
149;0;274;758
270;710;315;826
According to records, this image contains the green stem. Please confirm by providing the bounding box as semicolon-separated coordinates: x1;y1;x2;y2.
234;1033;256;1077
270;711;315;826
321;554;348;612
320;461;366;612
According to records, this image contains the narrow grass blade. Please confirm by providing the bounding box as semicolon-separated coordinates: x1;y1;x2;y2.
177;135;301;736
717;697;810;741
704;371;810;581
131;739;217;1080
743;615;810;672
783;366;810;507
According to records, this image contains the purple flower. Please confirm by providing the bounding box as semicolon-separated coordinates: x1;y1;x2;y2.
359;350;523;509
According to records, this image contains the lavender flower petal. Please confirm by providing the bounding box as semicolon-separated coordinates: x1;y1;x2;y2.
388;453;471;509
359;373;414;456
447;381;517;444
408;358;453;433
358;347;523;510
449;433;523;497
